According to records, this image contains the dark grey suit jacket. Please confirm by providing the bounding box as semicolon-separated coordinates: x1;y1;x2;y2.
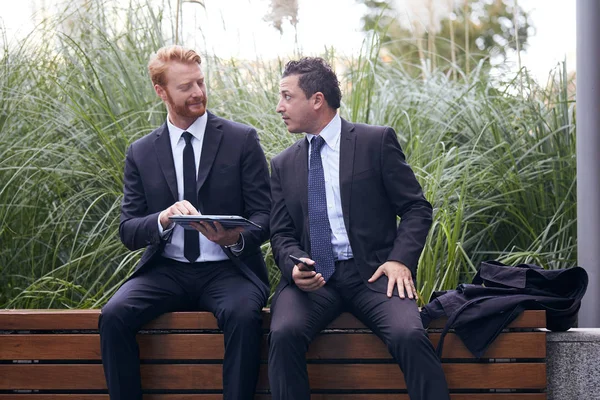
269;118;432;298
119;111;271;297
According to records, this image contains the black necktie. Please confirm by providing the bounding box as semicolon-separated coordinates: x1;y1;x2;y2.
182;132;200;262
308;135;336;281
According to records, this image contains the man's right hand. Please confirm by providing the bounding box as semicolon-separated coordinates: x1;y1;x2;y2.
292;257;325;292
159;200;198;229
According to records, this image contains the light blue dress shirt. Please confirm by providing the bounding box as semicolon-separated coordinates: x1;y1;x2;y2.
306;114;354;261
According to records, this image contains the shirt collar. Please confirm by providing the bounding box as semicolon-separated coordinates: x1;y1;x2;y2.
306;113;341;150
166;112;208;147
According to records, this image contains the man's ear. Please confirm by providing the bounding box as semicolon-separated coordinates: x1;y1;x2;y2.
154;84;167;102
312;92;326;110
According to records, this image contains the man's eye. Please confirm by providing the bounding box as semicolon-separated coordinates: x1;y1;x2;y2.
285;95;291;100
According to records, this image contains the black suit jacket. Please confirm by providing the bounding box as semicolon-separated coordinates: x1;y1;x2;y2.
269;118;432;297
421;261;588;357
119;111;271;297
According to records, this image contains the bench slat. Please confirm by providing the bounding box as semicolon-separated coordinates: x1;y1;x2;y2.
0;395;548;400
308;331;546;359
0;332;546;360
0;310;546;330
0;363;546;390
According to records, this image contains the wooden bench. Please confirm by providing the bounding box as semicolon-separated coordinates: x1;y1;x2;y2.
0;309;547;399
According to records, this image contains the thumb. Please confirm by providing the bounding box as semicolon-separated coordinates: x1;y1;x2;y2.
368;267;383;282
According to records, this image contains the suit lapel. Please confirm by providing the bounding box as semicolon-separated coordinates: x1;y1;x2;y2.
196;112;223;193
339;118;356;233
154;123;178;202
294;138;309;221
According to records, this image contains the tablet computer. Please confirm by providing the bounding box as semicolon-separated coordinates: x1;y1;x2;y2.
168;215;262;230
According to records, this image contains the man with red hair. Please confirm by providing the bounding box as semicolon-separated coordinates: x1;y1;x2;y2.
99;45;271;400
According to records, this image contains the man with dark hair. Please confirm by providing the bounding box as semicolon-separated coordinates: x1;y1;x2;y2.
98;45;271;400
268;57;449;400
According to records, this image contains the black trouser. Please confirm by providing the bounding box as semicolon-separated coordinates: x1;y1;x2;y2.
268;259;450;400
99;258;265;400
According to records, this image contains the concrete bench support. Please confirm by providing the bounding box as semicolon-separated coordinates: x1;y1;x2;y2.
547;328;600;400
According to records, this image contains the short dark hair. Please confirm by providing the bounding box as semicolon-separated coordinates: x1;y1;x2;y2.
282;57;341;109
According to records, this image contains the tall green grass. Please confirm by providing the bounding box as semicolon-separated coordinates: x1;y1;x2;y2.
0;1;576;308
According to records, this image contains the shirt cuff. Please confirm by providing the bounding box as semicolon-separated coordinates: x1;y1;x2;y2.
158;214;174;238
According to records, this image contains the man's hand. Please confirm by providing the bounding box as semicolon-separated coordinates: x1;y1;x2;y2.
291;257;325;292
159;200;198;229
368;261;417;299
192;221;243;247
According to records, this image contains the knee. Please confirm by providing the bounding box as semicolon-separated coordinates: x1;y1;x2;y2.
98;300;134;336
218;299;262;330
387;326;430;352
268;319;308;349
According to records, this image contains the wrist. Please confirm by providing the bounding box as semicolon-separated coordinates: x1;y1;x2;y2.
224;233;242;248
159;210;170;229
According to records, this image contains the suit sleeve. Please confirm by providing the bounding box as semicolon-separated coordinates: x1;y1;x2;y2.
238;128;271;253
119;144;162;251
381;127;433;277
269;158;309;284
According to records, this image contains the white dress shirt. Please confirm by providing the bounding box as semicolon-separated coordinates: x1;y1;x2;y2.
157;113;231;262
306;113;354;260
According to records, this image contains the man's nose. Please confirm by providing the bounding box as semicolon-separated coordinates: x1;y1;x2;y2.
276;99;284;113
192;83;204;97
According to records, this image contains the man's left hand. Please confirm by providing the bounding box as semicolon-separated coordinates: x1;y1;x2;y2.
368;261;417;300
191;221;243;246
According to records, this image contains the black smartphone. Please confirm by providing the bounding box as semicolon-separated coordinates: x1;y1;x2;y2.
289;255;315;271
